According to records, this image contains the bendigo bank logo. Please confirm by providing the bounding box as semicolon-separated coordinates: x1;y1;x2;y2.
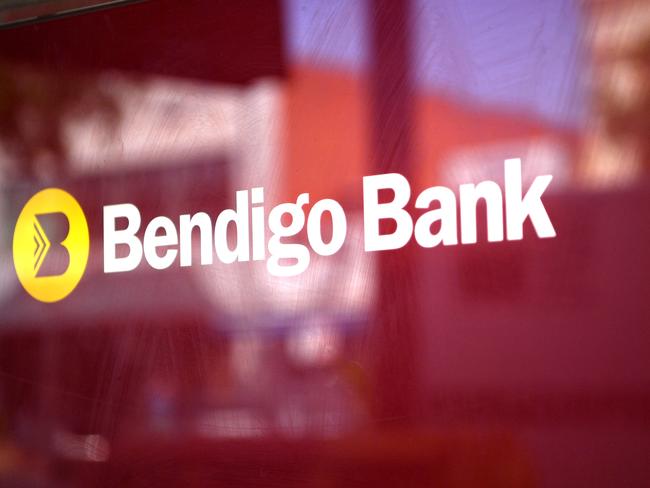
13;188;89;303
11;160;555;303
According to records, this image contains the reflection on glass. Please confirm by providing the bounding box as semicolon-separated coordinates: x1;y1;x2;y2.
0;0;648;486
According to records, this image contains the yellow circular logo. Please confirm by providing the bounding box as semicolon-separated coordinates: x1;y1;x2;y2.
13;188;89;303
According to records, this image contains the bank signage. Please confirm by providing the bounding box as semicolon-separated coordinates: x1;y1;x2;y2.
13;158;555;302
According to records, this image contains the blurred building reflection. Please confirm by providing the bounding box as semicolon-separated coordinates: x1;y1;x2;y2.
0;0;648;487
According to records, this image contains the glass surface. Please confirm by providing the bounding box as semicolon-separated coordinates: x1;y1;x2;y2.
0;0;649;487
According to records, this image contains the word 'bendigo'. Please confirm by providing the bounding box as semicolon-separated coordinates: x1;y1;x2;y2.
104;158;555;277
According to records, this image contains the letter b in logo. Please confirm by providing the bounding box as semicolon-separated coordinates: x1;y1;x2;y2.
33;212;71;277
13;189;89;302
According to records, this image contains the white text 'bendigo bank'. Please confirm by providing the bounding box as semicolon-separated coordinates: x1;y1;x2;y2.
104;158;556;278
